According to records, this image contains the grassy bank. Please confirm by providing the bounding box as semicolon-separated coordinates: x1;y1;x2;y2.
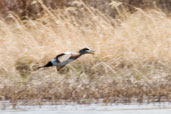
0;1;171;107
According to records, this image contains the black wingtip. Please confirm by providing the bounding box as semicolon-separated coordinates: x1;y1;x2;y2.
35;62;53;71
43;62;53;67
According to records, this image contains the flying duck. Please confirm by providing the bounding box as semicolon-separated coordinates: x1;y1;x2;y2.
38;48;95;71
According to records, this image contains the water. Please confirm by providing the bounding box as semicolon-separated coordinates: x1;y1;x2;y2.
0;102;171;114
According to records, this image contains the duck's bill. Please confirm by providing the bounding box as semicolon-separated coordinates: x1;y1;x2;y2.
87;50;95;54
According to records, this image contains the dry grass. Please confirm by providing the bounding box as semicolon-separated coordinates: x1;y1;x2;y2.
0;0;171;19
0;1;171;107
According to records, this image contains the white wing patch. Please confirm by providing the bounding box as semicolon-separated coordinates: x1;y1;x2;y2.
58;52;72;63
64;52;72;55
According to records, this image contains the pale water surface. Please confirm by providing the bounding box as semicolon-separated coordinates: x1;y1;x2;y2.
0;102;171;114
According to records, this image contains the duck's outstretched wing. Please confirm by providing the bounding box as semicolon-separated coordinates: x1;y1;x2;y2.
56;52;72;63
37;52;72;71
36;53;65;69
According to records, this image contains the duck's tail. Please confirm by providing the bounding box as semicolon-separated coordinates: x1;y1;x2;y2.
35;61;53;70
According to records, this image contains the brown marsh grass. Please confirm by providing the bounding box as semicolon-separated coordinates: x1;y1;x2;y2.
0;0;171;19
0;1;171;107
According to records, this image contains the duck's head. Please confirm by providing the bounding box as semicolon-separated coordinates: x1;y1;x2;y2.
79;48;95;55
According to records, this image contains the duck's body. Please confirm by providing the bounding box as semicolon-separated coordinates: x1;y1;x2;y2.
38;48;94;71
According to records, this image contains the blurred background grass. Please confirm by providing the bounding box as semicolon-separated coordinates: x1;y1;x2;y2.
0;0;171;19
